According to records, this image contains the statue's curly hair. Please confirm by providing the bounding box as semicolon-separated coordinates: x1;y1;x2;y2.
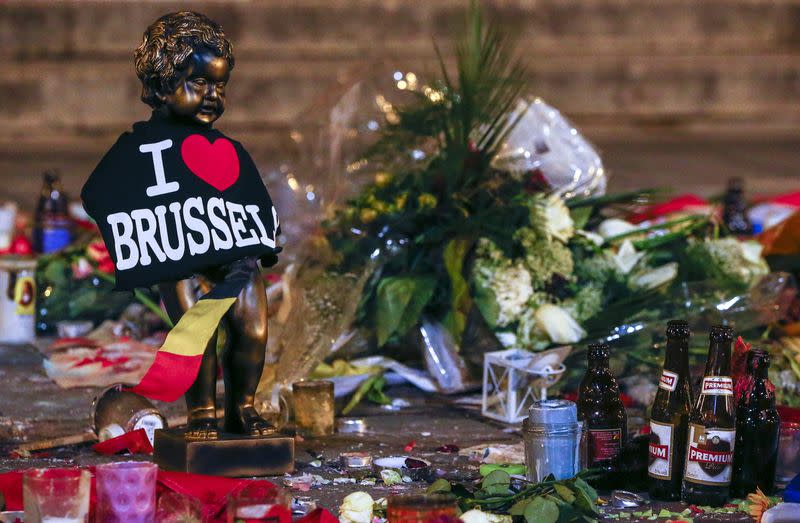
135;11;235;108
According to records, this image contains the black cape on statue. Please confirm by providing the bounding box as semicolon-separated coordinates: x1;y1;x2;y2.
81;114;280;291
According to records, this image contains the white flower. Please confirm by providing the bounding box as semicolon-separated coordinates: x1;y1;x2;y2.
460;509;513;523
490;263;534;327
576;230;604;246
534;304;586;344
598;218;637;239
544;195;574;242
495;331;518;349
339;492;374;523
631;262;678;290
741;241;764;265
611;240;644;275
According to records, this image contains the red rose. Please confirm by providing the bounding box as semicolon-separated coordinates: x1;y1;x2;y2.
86;240;111;263
97;258;115;274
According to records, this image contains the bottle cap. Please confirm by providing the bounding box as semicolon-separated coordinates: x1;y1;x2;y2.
587;343;610;359
666;320;690;338
709;325;734;342
43;169;60;184
526;399;578;426
727;177;744;192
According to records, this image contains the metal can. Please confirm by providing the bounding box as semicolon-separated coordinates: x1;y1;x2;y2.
523;399;586;482
0;256;37;344
92;384;167;445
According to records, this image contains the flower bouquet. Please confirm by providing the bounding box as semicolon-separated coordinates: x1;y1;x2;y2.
269;1;796;397
36;236;165;333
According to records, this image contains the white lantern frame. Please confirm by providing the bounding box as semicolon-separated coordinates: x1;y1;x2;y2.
481;348;567;424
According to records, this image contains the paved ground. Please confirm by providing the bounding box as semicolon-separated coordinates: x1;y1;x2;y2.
0;344;754;522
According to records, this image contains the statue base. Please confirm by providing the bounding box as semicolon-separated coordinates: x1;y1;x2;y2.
153;429;295;477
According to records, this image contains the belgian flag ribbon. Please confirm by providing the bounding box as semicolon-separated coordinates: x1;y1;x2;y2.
128;268;250;402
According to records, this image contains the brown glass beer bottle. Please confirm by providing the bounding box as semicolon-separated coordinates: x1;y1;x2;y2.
681;326;736;506
648;320;693;500
577;343;627;479
731;349;780;496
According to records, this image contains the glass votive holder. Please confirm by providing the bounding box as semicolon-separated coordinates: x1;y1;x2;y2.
292;380;334;437
23;468;91;523
95;461;158;523
156;492;203;523
776;421;800;487
386;494;458;523
227;482;291;523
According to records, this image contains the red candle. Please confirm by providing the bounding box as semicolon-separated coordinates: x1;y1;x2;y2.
387;494;458;523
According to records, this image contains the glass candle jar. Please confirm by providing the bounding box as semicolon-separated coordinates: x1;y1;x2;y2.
23;468;91;523
227;482;291;523
95;461;158;523
292;380;334;437
776;421;800;488
523;399;585;482
386;494;458;523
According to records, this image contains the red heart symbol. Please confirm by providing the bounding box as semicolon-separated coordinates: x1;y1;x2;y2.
181;134;240;191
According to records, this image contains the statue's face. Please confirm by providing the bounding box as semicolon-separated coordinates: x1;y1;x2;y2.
160;47;230;126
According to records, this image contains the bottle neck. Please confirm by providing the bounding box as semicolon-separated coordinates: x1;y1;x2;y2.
751;365;769;380
663;337;690;375
704;340;731;376
588;356;609;371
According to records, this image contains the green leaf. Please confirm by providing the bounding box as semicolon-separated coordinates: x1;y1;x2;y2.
427;479;452;494
523;497;559;523
553;484;576;504
442;238;473;345
479;463;526;477
341;373;382;415
472;276;500;328
570;206;592;230
42;259;69;286
509;498;532;516
375;275;436;346
481;469;511;495
573;487;597;515
572;477;598;502
364;376;392;405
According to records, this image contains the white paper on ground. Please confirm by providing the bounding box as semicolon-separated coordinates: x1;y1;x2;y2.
327;356;438;397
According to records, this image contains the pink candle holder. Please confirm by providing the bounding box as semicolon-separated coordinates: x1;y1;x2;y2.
23;468;90;523
227;482;291;523
95;461;158;523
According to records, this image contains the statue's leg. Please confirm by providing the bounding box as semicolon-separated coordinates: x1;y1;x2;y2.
158;280;219;440
222;267;275;436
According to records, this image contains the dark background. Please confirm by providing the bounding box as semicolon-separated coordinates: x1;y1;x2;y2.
2;0;799;209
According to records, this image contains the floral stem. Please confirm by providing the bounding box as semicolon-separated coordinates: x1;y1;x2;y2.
603;214;704;246
93;270;174;328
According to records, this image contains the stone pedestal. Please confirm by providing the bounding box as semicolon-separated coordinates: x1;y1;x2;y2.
154;429;295;477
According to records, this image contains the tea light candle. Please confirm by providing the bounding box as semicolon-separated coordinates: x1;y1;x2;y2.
292;380;335;437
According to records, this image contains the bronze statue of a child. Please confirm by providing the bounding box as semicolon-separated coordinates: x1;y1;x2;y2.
91;11;279;439
136;12;279;439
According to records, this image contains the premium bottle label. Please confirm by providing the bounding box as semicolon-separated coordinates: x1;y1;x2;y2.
648;420;674;479
659;370;678;392
684;423;735;485
588;428;622;463
701;376;734;396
